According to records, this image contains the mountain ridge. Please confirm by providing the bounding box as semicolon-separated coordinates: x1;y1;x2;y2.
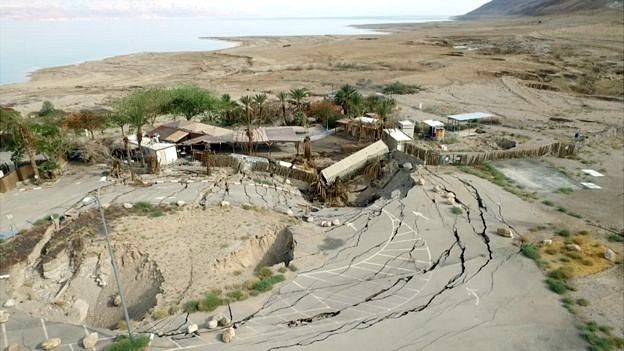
463;0;624;18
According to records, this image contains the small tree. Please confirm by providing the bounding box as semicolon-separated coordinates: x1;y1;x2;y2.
334;84;363;117
308;100;341;129
38;101;55;117
64;110;106;139
166;86;220;121
253;94;268;123
0;108;41;183
239;95;255;154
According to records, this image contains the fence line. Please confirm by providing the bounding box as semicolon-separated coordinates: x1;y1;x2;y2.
404;142;576;166
253;162;318;183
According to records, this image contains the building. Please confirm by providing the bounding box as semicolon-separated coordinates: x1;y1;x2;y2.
397;120;415;139
423;120;445;141
128;136;178;165
320;140;389;186
383;128;412;152
447;112;496;130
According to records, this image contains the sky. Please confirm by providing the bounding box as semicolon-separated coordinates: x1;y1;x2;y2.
0;0;491;20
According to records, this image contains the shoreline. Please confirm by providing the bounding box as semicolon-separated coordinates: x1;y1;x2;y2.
1;17;448;87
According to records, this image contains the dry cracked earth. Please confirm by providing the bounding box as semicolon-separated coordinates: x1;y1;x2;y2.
2;167;584;351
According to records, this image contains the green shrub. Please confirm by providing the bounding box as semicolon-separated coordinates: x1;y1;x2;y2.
521;244;540;260
556;187;574;194
450;207;463;215
249;289;260;297
278;267;287;273
267;274;285;285
148;210;164;217
105;335;150;351
561;297;573;305
579;321;624;351
548;268;571;281
253;279;273;292
382;81;422;95
556;229;571;237
226;290;246;301
183;300;199;313
576;298;590;306
198;292;222;312
255;267;273;280
546;277;568;294
607;233;624;243
134;202;153;210
542;200;555;206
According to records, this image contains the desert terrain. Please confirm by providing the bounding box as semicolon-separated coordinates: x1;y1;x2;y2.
1;7;623;351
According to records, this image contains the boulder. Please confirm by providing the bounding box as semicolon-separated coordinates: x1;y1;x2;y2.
305;215;314;223
446;192;456;199
542;239;553;246
4;298;15;307
220;201;230;207
332;219;341;226
0;310;9;323
320;221;328;227
176;200;186;207
112;294;121;307
81;332;99;349
218;316;231;327
285;179;292;185
402;162;413;170
123;203;133;209
42;254;70;281
187;323;198;334
432;186;442;193
40;338;62;350
391;190;401;199
207;319;218;329
221;327;236;343
286;209;294;217
496;227;513;238
447;198;456;205
416;178;425;186
604;248;617;262
566;244;582;252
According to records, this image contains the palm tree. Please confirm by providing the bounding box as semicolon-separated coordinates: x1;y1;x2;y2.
0;108;41;183
253;94;268;122
288;88;309;114
116;92;150;165
276;92;289;125
334;84;363;117
239;95;255;153
374;97;396;124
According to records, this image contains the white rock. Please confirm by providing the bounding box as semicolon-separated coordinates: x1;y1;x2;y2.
305;216;314;223
566;244;582;252
176;200;186;207
221;327;235;343
332;219;341;226
496;227;513;238
447;198;456;205
187;323;198;334
446;192;456;199
123;203;133;209
4;299;15;307
81;332;99;349
286;209;294;217
40;338;62;350
416;178;425;186
112;294;121;307
604;248;617;262
542;239;553;246
320;221;328;227
220;201;230;207
432;186;442;193
286;179;291;185
207;319;218;329
402;162;413;170
391;190;401;199
0;310;9;323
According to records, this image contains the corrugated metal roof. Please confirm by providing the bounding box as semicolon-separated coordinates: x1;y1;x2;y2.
161;120;233;137
181;134;225;145
162;130;189;143
321;140;389;185
447;112;495;121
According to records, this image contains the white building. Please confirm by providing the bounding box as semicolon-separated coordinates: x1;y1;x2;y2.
128;135;178;165
383;128;412;152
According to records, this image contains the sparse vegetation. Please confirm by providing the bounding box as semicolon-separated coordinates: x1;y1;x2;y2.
521;243;540;260
450;206;463;215
545;277;569;294
556;229;571;237
381;81;422;95
542;200;555;206
105;335;150;351
255;266;274;280
556;187;574;194
578;321;624;351
458;163;536;201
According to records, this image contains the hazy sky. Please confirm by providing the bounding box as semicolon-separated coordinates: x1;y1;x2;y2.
0;0;491;20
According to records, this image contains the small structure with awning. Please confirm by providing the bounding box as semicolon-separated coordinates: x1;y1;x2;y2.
423;119;445;140
447;112;496;130
383;128;412;152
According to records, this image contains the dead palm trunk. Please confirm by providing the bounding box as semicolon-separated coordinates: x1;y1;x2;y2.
19;126;41;184
303;136;311;162
123;137;136;181
136;127;145;166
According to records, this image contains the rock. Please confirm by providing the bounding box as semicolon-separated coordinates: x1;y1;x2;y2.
218;316;231;327
604;248;617;262
3;299;15;307
187;323;198;334
542;239;553;246
416;178;425;186
496;227;513;238
7;343;21;351
566;244;582;252
40;338;62;350
446;192;456;199
221;327;235;343
432;186;442;193
286;209;294;217
305;215;314;223
320;221;327;227
446;198;456;205
123;203;133;209
207;319;218;329
81;332;99;349
42;254;70;281
402;162;413;170
285;179;291;185
332;219;341;226
0;310;9;323
391;190;401;199
220;201;230;207
176;200;186;207
112;294;121;307
68;298;89;323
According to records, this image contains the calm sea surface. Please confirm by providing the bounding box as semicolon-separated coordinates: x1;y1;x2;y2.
0;16;448;85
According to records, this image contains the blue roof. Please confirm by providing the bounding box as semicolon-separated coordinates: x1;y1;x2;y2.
447;112;495;121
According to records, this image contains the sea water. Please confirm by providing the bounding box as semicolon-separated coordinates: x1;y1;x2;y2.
0;16;447;85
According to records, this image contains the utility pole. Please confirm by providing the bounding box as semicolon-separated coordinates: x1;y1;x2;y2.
95;177;133;339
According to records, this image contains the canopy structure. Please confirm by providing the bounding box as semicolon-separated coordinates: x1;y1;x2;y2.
321;140;389;185
447;112;496;130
